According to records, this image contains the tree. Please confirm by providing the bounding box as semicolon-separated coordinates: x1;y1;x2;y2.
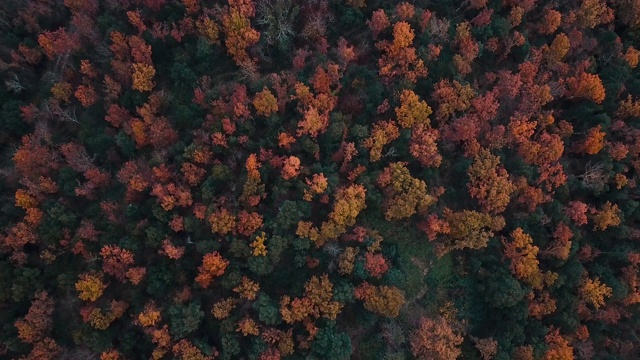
545;33;570;63
365;252;389;278
395;89;432;128
237;211;263;237
76;273;107;301
410;124;442;167
436;209;504;256
281;156;301;180
376;22;427;83
253;87;278;116
543;223;572;261
303;173;328;201
237;317;260;336
576;0;613;28
580;277;612;309
363;120;399;162
101;245;135;282
592;202;621;231
280;275;342;324
502;228;550;290
409;317;463;360
213;298;237;320
251;232;268;256
565;72;605;104
304;184;367;246
222;0;260;65
234;276;260;300
172;339;213;360
303;274;343;320
137;302;162;327
310;326;352;360
368;10;390;38
195;252;229;288
528;291;557;319
542;328;574;360
75;84;98;107
209;208;237;235
168;302;204;338
565;201;589;226
618;0;640;28
37;28;79;59
22;337;62;360
338;247;358;275
473;337;498;360
296;106;327;139
453;22;479;75
574;125;605;155
432;80;475;122
15;291;54;344
132;63;156;92
377;162;435;220
538;9;562;35
467;149;515;214
354;283;405;318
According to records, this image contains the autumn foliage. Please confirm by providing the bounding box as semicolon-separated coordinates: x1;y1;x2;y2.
410;317;463;360
3;0;640;358
195;252;229;288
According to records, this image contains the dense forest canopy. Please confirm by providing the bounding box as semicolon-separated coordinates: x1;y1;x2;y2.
1;0;640;359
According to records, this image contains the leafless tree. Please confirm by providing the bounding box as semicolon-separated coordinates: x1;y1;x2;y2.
5;73;24;93
578;162;608;191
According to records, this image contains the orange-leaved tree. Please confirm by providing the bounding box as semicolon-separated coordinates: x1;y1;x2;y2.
503;228;557;289
76;273;107;301
195;252;229;288
409;316;463;360
565;72;605;104
410;124;442;167
434;209;504;257
376;21;427;83
353;282;405;318
467;148;515;214
15;291;55;344
395;89;432;128
363;120;399;162
377;162;436;220
253;87;278;116
579;276;612;309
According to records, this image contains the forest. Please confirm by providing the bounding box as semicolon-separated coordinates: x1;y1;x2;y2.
1;0;640;359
